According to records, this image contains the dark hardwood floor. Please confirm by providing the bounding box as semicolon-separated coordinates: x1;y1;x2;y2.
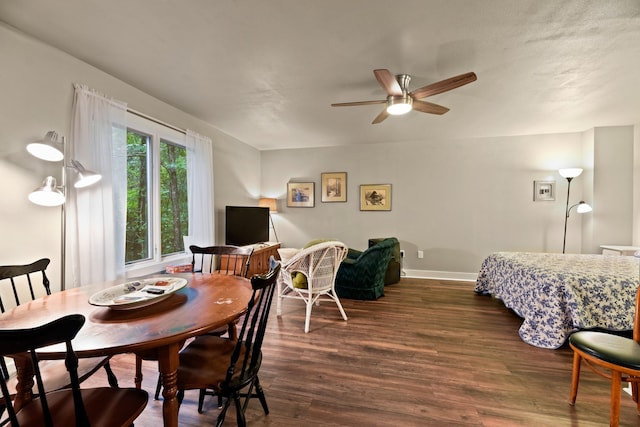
85;278;640;426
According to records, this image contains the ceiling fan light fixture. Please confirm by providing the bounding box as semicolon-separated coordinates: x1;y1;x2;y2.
386;96;413;115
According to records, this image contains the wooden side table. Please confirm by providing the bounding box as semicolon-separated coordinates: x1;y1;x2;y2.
217;242;281;276
247;242;281;276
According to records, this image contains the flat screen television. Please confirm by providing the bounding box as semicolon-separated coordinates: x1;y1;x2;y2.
225;206;270;246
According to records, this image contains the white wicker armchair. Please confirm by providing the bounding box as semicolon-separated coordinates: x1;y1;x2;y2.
276;241;348;333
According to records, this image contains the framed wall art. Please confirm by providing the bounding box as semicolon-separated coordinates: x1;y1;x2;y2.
321;172;347;203
360;184;391;211
533;180;555;201
287;182;315;207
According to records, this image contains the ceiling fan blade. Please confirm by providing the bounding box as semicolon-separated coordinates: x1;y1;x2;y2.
372;109;389;124
412;100;450;115
374;69;403;96
331;100;386;107
410;72;477;99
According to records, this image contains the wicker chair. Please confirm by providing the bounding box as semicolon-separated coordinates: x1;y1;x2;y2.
276;241;348;333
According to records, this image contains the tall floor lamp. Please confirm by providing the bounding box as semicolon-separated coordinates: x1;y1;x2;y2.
559;168;592;254
258;197;279;242
27;131;102;289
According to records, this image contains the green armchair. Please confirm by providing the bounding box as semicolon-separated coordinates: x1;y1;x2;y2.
335;238;399;300
368;237;401;285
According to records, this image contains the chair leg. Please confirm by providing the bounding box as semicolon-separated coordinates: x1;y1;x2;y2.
0;359;9;380
304;298;313;333
216;396;232;427
254;377;269;415
332;293;348;321
234;394;246;427
134;356;143;389
276;281;283;316
632;379;640;414
227;322;238;342
198;389;206;413
611;370;622;427
154;374;162;400
569;351;581;405
103;361;119;388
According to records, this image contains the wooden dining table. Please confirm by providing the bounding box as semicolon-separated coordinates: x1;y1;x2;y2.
0;272;253;427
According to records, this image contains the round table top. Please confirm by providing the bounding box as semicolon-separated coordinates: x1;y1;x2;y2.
0;273;252;357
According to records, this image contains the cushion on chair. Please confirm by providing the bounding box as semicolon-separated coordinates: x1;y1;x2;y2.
569;331;640;370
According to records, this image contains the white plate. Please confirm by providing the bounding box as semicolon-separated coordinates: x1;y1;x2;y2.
88;276;188;310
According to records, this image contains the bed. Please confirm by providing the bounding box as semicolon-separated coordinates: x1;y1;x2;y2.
475;252;639;349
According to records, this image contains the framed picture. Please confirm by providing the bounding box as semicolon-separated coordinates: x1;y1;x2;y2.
360;184;391;211
287;182;315;207
321;172;347;203
533;180;555;201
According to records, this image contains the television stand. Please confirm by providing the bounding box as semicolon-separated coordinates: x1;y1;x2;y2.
219;242;281;276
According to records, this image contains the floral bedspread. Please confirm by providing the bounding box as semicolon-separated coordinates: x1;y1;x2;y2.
475;252;639;349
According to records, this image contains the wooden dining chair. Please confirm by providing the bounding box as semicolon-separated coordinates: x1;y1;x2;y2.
176;258;281;425
190;244;254;277
0;259;118;419
190;245;255;342
135;245;255;401
0;313;148;427
569;284;640;427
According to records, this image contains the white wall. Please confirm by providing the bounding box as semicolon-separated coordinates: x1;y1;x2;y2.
2;22;635;284
584;126;634;253
0;23;261;292
261;132;604;274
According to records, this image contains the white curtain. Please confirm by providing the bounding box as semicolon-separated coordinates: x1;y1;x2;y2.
68;84;127;288
186;129;214;248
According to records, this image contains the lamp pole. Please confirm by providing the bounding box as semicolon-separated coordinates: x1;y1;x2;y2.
60;137;67;290
562;176;573;254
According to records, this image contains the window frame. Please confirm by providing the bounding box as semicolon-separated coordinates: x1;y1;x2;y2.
125;113;190;275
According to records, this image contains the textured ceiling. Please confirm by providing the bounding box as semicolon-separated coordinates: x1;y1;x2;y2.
2;0;640;150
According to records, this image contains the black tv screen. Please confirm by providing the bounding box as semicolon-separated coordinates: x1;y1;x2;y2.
225;206;270;246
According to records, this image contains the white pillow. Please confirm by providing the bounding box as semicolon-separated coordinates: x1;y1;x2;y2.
277;248;300;263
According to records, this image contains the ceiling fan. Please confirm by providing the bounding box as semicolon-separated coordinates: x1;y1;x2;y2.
331;69;477;124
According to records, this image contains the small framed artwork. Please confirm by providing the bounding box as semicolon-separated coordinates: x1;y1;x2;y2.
360;184;391;211
321;172;347;203
287;182;315;207
533;180;555;201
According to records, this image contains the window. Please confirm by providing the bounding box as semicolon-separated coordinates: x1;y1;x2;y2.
125;114;188;266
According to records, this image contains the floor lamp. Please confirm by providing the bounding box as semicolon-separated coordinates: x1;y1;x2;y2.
259;197;279;242
27;131;102;290
559;168;592;254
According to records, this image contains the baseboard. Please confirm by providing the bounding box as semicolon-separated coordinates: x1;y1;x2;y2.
402;269;477;282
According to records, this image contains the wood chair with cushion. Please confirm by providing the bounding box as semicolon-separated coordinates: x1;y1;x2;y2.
569;284;640;427
0;313;148;427
0;259;118;420
135;245;254;400
177;258;281;426
276;241;348;333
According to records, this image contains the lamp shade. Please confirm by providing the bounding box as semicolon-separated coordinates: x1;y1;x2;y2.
28;176;65;206
259;197;278;213
576;201;593;213
71;160;102;188
26;131;64;162
559;168;583;179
